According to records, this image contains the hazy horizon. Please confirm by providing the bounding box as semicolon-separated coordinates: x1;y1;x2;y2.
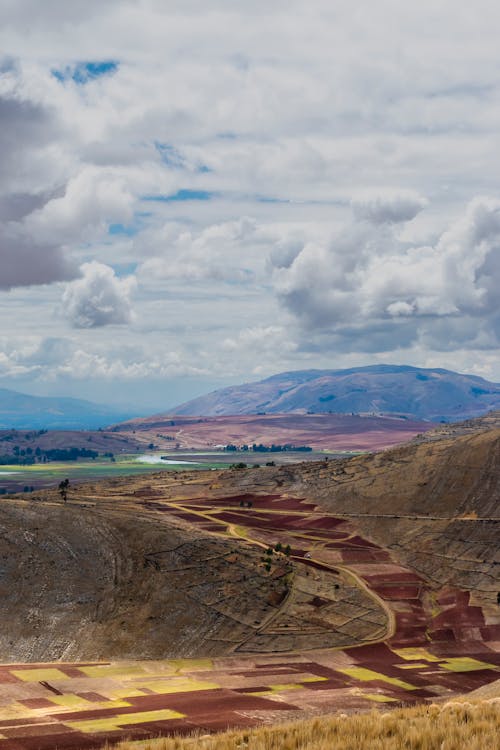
1;362;499;415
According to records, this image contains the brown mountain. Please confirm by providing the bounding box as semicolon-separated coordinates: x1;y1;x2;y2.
171;365;500;422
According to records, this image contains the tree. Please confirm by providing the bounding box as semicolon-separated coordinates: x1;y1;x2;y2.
58;478;70;502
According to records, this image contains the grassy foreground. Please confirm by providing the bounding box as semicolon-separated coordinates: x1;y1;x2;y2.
106;699;500;750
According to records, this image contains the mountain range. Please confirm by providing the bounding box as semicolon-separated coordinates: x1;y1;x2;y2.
2;365;500;430
172;365;500;422
0;388;138;430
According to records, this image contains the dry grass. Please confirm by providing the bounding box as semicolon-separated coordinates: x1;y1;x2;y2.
106;699;500;750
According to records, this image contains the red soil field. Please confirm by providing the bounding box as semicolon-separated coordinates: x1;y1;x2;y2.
117;413;434;451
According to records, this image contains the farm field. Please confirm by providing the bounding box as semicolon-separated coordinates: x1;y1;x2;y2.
115;412;434;451
0;409;442;496
0;450;332;494
0;456;215;494
0;425;498;749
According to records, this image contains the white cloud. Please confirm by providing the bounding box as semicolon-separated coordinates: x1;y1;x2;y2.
54;349;207;380
26;167;135;243
138;217;269;283
61;262;136;328
351;192;428;225
222;324;297;353
0;63;79;289
271;197;500;353
0;2;500;401
0;334;208;385
0;228;77;290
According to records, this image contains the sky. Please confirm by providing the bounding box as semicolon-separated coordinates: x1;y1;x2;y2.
1;0;500;412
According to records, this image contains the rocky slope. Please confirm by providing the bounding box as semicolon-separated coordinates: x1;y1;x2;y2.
0;499;294;662
0;420;498;663
291;427;500;606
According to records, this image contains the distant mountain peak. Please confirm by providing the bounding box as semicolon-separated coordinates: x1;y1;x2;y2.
171;365;500;422
0;387;139;430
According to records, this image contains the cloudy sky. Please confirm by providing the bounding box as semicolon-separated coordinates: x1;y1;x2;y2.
1;0;500;411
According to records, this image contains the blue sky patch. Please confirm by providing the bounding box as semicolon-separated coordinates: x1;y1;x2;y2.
155;142;185;168
108;223;138;237
255;194;290;204
112;262;138;277
143;189;216;202
52;60;118;85
155;143;212;174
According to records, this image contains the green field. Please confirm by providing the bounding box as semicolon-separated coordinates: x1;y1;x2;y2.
0;448;343;494
0;454;228;493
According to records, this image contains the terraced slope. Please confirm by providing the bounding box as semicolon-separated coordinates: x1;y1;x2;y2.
305;427;500;518
0;425;498;748
0;427;498;664
0;491;388;663
0;500;302;662
296;428;500;606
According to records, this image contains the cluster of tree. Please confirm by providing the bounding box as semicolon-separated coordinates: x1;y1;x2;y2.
0;485;35;495
262;541;292;571
38;447;99;461
58;478;70;502
229;462;263;470
0;453;34;465
0;446;103;465
252;443;312;452
224;443;312;453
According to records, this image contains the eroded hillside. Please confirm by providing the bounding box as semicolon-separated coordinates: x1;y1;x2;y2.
297;428;500;606
0;425;498;665
0;490;386;662
0;500;299;662
0;426;499;748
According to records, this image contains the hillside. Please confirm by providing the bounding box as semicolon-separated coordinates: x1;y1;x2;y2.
294;427;500;609
171;365;500;421
0;387;139;430
115;412;433;451
0;428;143;457
0;422;498;748
0;497;305;662
1;424;498;661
